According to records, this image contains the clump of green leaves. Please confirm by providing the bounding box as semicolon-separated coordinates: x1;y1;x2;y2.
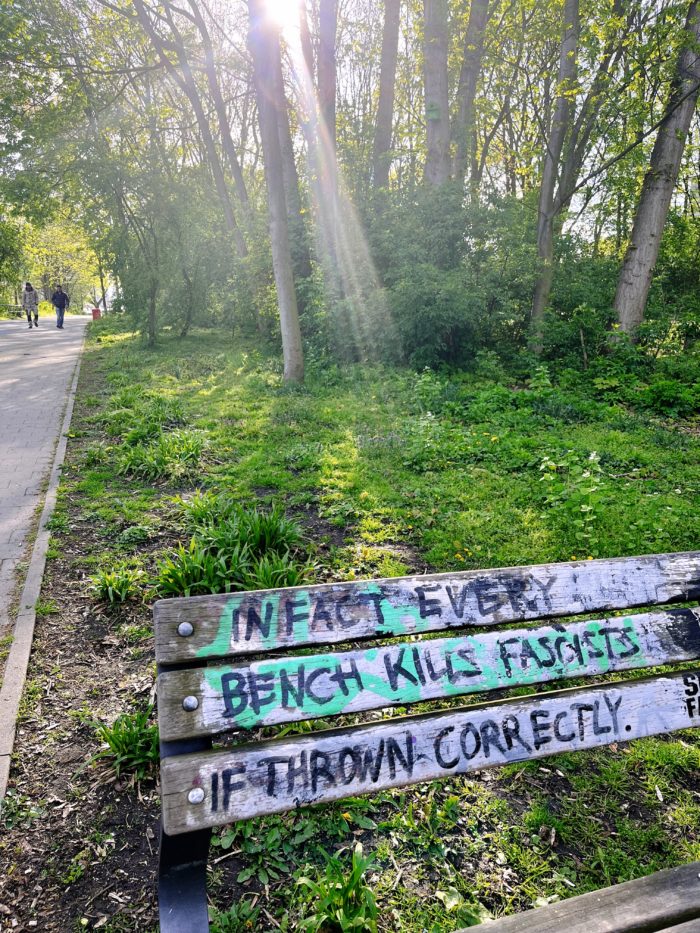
209;899;261;933
157;539;250;596
90;563;145;603
157;501;308;597
117;430;204;480
83;441;110;466
94;706;158;779
296;843;377;932
215;818;291;886
539;449;605;555
116;524;151;550
244;551;313;589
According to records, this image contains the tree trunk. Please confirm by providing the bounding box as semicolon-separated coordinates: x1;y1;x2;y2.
185;0;250;211
147;278;157;347
373;0;401;189
452;0;490;188
98;258;108;311
531;0;579;346
318;0;338;153
248;0;304;383
614;0;700;337
272;35;312;281
423;0;451;186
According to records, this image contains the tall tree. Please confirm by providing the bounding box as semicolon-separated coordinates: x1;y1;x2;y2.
248;0;304;382
131;0;248;258
423;0;451;186
373;0;401;189
452;0;490;191
614;0;700;337
531;0;579;343
319;0;338;153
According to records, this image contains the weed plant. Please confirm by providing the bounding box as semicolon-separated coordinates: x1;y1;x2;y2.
90;563;145;603
94;706;159;779
295;843;377;932
117;430;204;481
157;500;308;596
209;899;261;933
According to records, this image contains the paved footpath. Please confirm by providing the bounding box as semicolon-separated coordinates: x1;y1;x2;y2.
0;316;89;641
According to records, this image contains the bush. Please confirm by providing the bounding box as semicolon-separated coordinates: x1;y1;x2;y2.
637;378;699;418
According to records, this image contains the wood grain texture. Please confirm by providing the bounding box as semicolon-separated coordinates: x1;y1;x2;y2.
153;551;700;664
157;608;700;739
160;669;700;834
470;860;700;932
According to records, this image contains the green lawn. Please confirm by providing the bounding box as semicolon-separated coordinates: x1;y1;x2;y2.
32;319;700;930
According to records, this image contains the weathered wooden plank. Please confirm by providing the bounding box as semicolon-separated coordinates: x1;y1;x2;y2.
469;860;700;932
160;669;700;834
153;551;700;664
158;608;700;739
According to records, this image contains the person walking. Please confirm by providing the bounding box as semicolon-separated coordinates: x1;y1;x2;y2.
51;285;70;329
21;282;40;328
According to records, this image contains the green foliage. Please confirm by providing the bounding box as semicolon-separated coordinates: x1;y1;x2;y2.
90;563;145;603
156;537;250;596
0;790;44;830
638;378;699;418
244;551;313;589
209;899;261;933
116;524;151;550
117;430;204;480
157;500;308;596
296;843;377;933
94;706;158;779
539;450;605;555
0;217;24;294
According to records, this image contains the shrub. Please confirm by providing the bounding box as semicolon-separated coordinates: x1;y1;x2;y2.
94;706;158;779
637;378;698;418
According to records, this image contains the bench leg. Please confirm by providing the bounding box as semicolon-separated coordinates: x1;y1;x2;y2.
158;823;211;933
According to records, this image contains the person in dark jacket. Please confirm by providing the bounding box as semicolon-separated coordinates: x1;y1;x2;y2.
51;285;70;329
22;282;40;328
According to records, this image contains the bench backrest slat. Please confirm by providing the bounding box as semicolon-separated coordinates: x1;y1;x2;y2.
153;552;700;664
160;668;700;834
157;607;700;740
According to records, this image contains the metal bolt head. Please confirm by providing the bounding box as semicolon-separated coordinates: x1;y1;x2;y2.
188;787;205;805
182;695;199;712
177;621;194;637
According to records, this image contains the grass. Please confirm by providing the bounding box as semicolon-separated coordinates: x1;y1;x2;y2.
38;318;700;929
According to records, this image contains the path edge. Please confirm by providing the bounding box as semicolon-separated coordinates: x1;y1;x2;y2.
0;324;88;796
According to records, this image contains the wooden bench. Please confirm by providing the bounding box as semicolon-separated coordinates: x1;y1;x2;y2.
153;551;700;931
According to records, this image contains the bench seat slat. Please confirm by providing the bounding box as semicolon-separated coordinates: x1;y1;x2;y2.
160;668;700;835
158;608;700;740
472;860;700;932
153;552;700;664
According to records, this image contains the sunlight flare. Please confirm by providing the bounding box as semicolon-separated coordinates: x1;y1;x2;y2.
264;0;299;31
